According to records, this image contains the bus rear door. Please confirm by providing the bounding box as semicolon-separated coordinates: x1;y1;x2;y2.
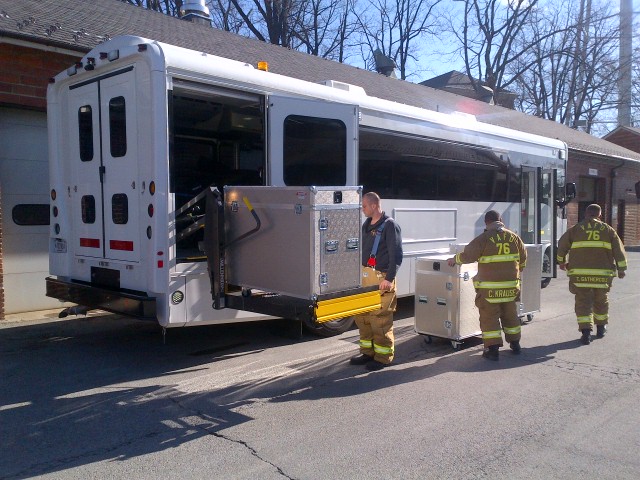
68;67;140;263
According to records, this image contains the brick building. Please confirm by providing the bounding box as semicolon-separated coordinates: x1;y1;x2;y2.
1;0;639;317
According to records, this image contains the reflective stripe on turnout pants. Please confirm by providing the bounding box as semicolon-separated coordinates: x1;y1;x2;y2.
569;283;610;331
474;294;521;347
355;267;396;364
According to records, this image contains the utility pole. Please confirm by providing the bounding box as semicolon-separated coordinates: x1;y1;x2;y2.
617;0;632;126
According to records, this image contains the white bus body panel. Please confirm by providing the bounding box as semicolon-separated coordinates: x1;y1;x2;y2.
47;36;568;328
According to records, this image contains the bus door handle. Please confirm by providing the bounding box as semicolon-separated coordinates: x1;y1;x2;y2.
99;165;106;183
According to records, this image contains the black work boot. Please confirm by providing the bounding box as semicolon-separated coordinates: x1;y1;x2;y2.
596;324;607;338
350;354;374;365
482;345;499;361
580;329;591;345
509;341;521;354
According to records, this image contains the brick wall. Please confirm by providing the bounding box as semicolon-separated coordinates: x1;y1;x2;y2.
0;44;78;110
564;150;640;245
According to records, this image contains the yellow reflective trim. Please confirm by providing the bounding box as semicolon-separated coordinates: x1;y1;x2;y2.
593;313;608;321
503;326;521;334
617;261;627;268
478;254;520;263
455;253;462;264
359;339;372;348
485;297;516;303
315;290;381;323
568;268;613;276
574;283;609;289
482;330;502;339
577;316;592;324
373;344;394;355
473;280;519;289
571;241;611;249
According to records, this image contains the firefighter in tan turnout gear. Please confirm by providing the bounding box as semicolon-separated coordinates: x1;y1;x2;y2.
350;192;402;371
556;204;627;345
448;210;527;361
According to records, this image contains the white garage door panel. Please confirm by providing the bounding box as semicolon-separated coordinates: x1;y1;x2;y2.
0;109;47;160
0;107;54;315
2;232;49;274
4;271;64;314
0;159;49;195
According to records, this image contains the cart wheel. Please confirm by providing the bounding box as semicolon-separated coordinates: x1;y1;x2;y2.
451;341;461;350
424;335;433;345
527;314;534;322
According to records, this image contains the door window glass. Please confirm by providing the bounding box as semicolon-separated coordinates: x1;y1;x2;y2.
112;193;128;224
78;105;93;161
81;195;96;224
283;115;346;185
109;96;127;157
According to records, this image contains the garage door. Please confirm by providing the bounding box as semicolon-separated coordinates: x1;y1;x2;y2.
0;107;65;314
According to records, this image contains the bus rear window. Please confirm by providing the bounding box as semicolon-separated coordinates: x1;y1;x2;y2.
283;115;346;186
109;96;127;158
78;105;93;161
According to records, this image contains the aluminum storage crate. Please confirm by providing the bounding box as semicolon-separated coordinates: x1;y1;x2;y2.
414;255;480;349
224;186;362;299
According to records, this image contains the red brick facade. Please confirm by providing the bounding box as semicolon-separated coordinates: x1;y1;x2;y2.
0;44;77;111
564;151;640;246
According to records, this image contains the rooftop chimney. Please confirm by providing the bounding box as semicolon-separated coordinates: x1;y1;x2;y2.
180;0;211;26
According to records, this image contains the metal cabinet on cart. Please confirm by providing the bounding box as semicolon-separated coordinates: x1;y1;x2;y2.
414;255;480;349
414;244;543;349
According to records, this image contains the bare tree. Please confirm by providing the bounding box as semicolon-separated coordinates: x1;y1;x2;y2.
511;0;620;134
453;0;545;103
124;0;183;16
353;0;443;80
210;0;245;32
295;0;358;62
225;0;307;47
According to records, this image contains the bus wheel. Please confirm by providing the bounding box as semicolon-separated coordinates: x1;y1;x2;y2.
302;316;355;337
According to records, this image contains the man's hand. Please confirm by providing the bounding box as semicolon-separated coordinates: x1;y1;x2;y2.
558;263;567;271
447;257;456;267
379;279;392;291
618;271;626;279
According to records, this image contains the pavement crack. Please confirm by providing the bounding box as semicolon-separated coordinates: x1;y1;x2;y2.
169;396;298;480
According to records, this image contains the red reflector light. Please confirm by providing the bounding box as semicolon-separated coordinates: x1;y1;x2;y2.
110;240;134;251
80;238;100;248
157;260;164;268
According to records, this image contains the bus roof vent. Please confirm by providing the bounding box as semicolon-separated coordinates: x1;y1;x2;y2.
321;80;366;96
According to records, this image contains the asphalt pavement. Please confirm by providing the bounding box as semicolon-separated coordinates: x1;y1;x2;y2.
1;253;639;479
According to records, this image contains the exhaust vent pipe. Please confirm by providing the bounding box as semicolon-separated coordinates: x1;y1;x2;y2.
180;0;211;26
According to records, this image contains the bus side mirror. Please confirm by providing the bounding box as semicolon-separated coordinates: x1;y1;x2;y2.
556;182;576;209
565;183;576;200
635;181;640;199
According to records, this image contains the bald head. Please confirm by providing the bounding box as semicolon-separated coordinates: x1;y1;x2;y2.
585;204;602;220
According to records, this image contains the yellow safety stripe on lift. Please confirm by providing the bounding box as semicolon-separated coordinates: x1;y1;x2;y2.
315;290;381;324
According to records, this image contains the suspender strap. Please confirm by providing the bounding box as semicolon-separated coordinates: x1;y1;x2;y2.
367;221;386;267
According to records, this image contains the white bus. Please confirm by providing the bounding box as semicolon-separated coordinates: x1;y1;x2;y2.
46;36;571;336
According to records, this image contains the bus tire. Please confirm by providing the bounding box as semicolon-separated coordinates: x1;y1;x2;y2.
302;316;355;337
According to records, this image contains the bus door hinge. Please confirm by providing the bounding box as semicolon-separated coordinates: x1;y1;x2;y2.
99;165;106;183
